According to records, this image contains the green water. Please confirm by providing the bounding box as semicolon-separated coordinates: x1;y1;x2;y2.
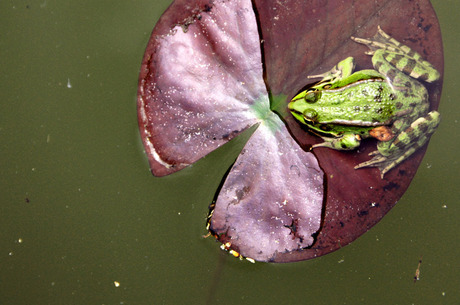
1;1;459;304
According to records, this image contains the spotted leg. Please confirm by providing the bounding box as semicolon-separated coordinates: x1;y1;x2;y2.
355;111;441;177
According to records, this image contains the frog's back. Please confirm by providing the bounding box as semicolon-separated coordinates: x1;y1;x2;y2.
317;79;398;126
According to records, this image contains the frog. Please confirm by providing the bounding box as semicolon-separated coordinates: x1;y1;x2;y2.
288;26;441;178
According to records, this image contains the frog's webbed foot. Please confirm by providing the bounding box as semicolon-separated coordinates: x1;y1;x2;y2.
355;111;441;178
355;145;424;178
351;26;440;83
350;26;399;54
354;151;404;179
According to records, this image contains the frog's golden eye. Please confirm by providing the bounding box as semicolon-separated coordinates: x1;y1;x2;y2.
303;109;318;122
304;91;321;103
322;84;331;89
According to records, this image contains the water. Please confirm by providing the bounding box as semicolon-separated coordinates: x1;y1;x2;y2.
1;1;459;304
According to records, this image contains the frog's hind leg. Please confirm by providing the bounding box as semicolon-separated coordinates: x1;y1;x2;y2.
351;26;440;83
355;111;441;178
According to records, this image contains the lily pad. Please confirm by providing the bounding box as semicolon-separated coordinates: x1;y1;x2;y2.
138;0;443;262
137;0;264;176
210;114;323;262
256;0;443;261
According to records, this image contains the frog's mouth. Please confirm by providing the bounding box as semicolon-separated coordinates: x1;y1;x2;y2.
289;110;343;138
290;110;382;140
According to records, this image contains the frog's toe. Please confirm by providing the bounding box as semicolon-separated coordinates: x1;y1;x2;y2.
354;153;394;178
355;155;384;170
368;150;380;156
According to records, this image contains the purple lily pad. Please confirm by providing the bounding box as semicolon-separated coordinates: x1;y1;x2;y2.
210;115;323;262
138;0;443;262
138;0;266;176
255;0;443;261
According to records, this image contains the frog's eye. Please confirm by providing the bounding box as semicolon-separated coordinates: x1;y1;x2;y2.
303;109;318;122
304;91;321;103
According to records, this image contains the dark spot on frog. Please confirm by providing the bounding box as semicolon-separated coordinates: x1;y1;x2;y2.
402;60;417;76
418;73;430;82
394;140;406;149
390;55;404;66
353;106;360;111
363;105;371;111
408;131;418;142
389;93;397;101
375;107;383;114
405;81;413;88
406;49;416;58
417;121;429;133
386;68;397;80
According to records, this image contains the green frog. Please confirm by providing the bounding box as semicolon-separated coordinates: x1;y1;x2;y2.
288;26;441;178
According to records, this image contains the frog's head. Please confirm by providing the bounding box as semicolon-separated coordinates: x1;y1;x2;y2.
288;89;322;125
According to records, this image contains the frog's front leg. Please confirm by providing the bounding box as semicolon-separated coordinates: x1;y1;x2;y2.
308;57;355;84
355;111;441;177
313;133;361;150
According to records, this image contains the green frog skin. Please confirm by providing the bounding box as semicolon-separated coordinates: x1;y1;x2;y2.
288;26;441;178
